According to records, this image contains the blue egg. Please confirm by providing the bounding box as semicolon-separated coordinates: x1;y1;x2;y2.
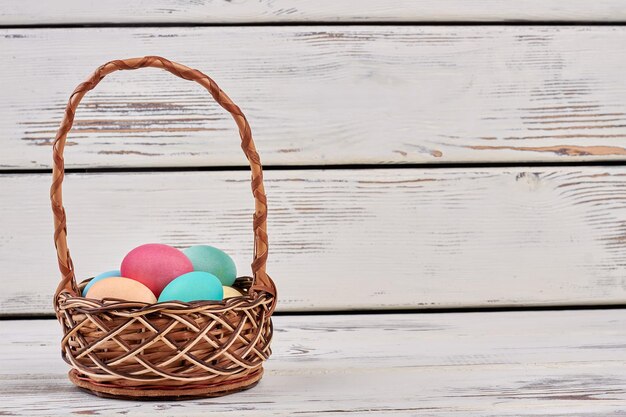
82;270;121;296
158;271;224;303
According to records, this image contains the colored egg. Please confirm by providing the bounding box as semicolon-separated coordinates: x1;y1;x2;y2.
82;269;121;296
85;277;157;304
223;286;243;299
158;271;223;303
183;245;237;286
121;243;193;297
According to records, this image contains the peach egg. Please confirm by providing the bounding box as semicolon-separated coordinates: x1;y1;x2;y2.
85;277;157;304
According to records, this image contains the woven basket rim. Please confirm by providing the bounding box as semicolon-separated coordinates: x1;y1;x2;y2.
58;274;275;315
57;289;275;315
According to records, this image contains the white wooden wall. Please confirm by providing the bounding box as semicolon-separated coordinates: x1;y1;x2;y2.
3;1;626;23
3;168;626;315
3;26;626;169
2;3;626;416
1;3;626;316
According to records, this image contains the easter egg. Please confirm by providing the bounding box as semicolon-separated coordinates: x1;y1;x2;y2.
183;245;237;286
121;243;193;297
158;271;223;303
85;277;157;304
223;286;243;299
82;269;121;296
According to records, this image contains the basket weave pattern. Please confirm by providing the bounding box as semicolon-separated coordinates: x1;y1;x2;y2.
50;56;277;399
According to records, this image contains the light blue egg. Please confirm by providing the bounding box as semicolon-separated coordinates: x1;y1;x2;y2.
82;270;121;296
158;271;224;303
183;245;237;286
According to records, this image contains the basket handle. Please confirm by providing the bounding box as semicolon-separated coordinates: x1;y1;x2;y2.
51;56;276;305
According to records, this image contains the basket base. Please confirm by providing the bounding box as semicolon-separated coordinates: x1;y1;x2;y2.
68;368;264;401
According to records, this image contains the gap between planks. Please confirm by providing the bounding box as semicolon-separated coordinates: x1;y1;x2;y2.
6;158;626;175
4;303;626;321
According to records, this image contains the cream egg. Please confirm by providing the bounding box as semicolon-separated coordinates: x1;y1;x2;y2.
223;286;243;299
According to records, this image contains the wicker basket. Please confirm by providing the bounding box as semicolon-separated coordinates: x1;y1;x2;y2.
50;56;277;400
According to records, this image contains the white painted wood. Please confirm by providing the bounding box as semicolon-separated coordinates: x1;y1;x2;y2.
3;0;626;24
1;310;625;415
3;26;626;169
2;167;626;316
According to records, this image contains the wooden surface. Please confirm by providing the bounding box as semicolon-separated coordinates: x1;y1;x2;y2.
3;167;626;316
1;310;624;416
3;4;626;417
3;26;626;169
3;0;626;24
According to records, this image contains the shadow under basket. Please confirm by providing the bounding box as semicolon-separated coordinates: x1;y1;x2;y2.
51;57;278;400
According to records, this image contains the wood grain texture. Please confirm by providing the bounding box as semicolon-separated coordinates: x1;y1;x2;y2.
2;0;626;24
1;310;625;416
2;167;626;316
3;26;626;169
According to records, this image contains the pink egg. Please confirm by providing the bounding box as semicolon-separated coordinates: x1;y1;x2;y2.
120;243;193;297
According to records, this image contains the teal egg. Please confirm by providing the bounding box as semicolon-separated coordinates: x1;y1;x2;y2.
82;270;121;296
183;245;237;286
158;271;224;303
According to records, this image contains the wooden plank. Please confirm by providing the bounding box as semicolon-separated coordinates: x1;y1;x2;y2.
3;26;626;169
2;167;626;316
3;0;626;24
1;310;625;416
